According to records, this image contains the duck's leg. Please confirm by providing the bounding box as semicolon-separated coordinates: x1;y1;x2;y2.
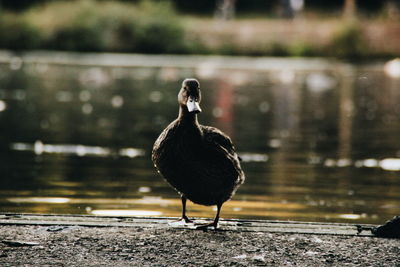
196;203;222;230
178;196;193;223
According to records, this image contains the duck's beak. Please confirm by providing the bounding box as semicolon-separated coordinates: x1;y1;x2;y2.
187;96;202;113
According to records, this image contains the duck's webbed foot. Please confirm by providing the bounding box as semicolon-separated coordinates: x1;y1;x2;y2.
175;196;193;224
177;215;193;224
195;203;222;230
169;215;194;227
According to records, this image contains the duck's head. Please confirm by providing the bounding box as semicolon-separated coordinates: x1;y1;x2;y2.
178;78;202;113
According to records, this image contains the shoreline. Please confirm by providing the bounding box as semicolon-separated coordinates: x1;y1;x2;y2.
0;49;385;71
1;214;399;266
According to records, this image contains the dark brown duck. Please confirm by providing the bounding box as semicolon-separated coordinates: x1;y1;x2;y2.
152;78;245;229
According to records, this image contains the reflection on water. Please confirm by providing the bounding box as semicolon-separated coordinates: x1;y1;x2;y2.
11;141;145;158
0;52;400;224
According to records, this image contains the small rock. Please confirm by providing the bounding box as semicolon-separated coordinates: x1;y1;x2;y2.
233;254;247;259
305;250;319;256
252;254;265;263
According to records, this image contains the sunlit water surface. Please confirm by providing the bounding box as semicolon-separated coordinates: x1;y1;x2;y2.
0;52;399;224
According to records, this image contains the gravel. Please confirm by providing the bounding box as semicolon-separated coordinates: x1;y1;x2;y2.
1;225;400;266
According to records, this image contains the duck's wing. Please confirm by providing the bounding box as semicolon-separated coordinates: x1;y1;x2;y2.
152;119;180;167
200;125;244;189
200;126;238;157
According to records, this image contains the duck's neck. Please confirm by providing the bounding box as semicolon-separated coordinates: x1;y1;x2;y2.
178;106;199;125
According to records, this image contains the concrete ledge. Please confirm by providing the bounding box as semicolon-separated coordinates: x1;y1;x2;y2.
0;213;375;236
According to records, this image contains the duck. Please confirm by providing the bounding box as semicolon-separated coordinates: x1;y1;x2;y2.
152;78;245;229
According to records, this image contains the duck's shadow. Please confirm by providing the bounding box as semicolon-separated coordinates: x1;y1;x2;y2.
168;219;236;232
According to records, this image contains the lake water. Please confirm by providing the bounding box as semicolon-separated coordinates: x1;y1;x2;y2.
0;51;399;224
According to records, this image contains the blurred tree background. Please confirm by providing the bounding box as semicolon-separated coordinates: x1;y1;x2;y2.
0;0;396;14
0;0;399;58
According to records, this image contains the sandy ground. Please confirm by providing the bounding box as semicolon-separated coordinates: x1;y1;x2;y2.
1;224;399;267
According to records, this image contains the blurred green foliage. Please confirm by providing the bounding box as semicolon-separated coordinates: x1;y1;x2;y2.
0;14;42;50
328;23;367;59
0;0;186;53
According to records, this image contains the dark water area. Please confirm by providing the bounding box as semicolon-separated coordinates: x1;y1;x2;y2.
0;53;399;224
